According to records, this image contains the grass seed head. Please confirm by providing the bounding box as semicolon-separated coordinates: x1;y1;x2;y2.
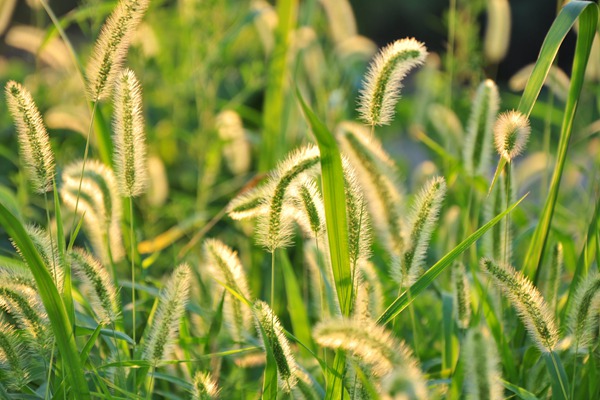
569;271;600;349
142;263;191;363
113;68;148;197
484;0;511;63
463;328;503;400
5;81;55;193
358;38;428;126
69;248;120;325
204;238;253;341
481;258;558;352
86;0;149;100
463;79;499;176
0;321;30;391
192;371;220;400
289;178;325;238
253;300;297;392
452;262;471;329
494;110;530;161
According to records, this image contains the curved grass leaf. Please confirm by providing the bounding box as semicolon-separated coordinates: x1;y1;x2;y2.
377;194;527;325
0;201;90;399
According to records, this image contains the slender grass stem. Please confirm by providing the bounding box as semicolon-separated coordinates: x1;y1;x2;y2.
129;197;137;391
503;162;511;265
271;250;275;331
549;351;569;400
571;341;579;400
43;190;58;285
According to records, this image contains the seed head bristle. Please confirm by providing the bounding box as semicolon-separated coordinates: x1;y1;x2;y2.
0;284;48;348
204;239;253;341
353;262;383;321
463;328;503;400
463;79;500;176
191;371;220;400
493;110;530;161
481;258;558;352
217;110;251;175
253;300;297;392
358;38;428;126
256;145;321;252
113;68;148;197
0;321;30;390
69;248;120;325
5;81;55;193
86;0;149;101
394;176;446;288
12;225;62;289
338;121;404;254
289;178;325;238
569;271;600;348
61;159;124;263
452;262;471;329
142;263;191;363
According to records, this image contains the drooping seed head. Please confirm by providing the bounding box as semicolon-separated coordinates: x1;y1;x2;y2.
358;38;428;126
0;284;49;348
463;328;503;400
394;176;446;288
142;263;191;363
569;271;600;348
86;0;149;101
113;68;148;197
5;81;54;193
463;80;500;176
253;300;297;392
0;321;30;390
217;110;251;175
191;371;220;400
204;239;253;341
12;225;62;289
493;110;530;161
452;262;471;329
481;258;558;352
484;0;511;63
69;248;120;325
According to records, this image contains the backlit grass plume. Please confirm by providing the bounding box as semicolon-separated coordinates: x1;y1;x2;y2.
569;271;600;348
358;38;427;126
69;248;120;325
463;80;499;176
493;110;530;161
113;68;148;197
86;0;150;100
484;0;511;64
142;263;191;363
481;258;558;352
354;262;383;320
192;371;220;400
204;238;253;341
0;322;30;391
253;300;297;392
61;159;124;263
338;121;404;254
289;178;325;238
463;328;503;400
393;176;446;287
452;262;471;329
5;81;54;193
0;284;49;348
17;225;62;288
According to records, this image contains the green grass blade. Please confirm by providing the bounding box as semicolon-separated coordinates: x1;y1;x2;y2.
259;0;297;171
297;89;351;399
80;324;103;364
377;194;527;325
543;351;570;400
519;1;598;281
54;180;74;327
0;202;90;399
280;250;315;355
501;379;540;400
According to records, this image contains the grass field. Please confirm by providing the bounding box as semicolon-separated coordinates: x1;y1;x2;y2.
0;0;599;399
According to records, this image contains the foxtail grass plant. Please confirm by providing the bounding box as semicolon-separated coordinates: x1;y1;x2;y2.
463;328;503;400
192;371;220;400
452;262;471;330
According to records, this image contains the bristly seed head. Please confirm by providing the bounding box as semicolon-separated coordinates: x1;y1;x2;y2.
5;81;55;193
358;38;428;126
113;68;148;197
481;258;558;352
86;0;149;101
493;110;530;161
192;371;220;400
463;328;503;400
452;262;471;330
569;271;600;349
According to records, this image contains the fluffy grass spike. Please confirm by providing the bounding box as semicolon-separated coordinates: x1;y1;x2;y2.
69;248;120;325
0;322;30;390
358;38;428;126
353;262;383;320
142;263;191;363
290;178;325;238
569;271;600;348
463;328;503;400
5;81;55;193
481;258;558;352
113;68;148;197
192;371;220;400
61;159;124;263
86;0;150;101
0;284;49;348
253;300;297;392
394;176;446;287
493;110;530;161
338;121;404;254
452;262;471;329
463;79;499;176
204;238;253;341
